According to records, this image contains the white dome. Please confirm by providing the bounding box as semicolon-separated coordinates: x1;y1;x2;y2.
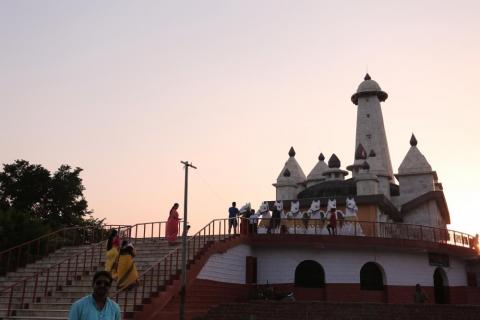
356;79;382;93
351;73;388;105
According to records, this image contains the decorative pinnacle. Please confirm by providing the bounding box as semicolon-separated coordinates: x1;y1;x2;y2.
288;147;296;157
318;153;325;161
364;73;371;81
410;134;418;147
328;153;341;168
355;144;367;160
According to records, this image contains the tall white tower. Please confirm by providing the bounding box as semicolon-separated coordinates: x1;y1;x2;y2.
351;74;394;197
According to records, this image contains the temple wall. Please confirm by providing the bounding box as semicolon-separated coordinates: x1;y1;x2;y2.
403;200;445;228
397;174;435;205
197;244;252;284
197;244;467;286
255;247;466;286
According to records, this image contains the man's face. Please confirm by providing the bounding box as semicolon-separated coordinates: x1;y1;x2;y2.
93;275;111;297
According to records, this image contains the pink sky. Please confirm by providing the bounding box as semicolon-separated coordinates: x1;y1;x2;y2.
1;1;479;235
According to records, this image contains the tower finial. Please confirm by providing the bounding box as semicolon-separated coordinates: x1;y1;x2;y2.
410;134;418;147
288;147;296;157
328;154;341;168
364;73;371;81
318;153;325;161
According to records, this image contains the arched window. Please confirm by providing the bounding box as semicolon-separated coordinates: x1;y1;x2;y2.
360;262;384;290
434;268;449;304
295;260;325;288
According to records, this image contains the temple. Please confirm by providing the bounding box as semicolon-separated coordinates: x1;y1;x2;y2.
2;75;479;320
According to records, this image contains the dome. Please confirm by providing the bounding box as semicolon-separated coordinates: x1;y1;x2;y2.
351;73;388;105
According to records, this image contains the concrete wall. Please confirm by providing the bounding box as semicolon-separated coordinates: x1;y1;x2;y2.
197;244;252;284
402;200;446;228
197;244;467;286
397;174;435;205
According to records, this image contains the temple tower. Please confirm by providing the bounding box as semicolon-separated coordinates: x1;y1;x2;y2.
351;74;394;197
273;147;306;200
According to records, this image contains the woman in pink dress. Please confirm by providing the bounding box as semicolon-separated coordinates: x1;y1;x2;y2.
166;203;180;245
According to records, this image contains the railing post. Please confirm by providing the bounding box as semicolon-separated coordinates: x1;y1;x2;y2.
21;280;26;308
44;268;50;297
33;273;39;303
7;287;13;317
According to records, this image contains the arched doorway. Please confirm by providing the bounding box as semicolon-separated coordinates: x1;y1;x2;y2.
360;262;385;290
434;268;449;304
294;260;325;288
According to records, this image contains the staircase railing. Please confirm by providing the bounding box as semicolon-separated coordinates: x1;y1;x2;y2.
114;218;232;317
0;224;129;276
112;217;476;318
0;220;180;318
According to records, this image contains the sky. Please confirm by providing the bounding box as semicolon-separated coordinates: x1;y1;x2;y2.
1;1;479;235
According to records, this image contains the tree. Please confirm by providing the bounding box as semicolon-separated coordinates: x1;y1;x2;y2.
45;165;90;226
0;160;50;215
0;160;92;226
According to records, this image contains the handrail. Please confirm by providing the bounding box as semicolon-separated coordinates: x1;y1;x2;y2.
242;217;476;248
0;224;130;275
112;217;476;317
0;220;179;317
113;218;229;316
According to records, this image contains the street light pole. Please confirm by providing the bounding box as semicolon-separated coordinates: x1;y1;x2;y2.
180;161;196;320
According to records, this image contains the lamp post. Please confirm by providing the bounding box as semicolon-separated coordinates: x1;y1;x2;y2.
179;161;196;320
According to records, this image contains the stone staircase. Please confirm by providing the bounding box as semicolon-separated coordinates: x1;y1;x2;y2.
0;238;181;320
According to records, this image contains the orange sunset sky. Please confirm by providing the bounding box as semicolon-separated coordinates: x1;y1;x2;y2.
1;1;479;235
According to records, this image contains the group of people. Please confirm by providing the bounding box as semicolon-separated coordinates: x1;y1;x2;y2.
68;203;182;319
104;230;139;291
228;202;341;235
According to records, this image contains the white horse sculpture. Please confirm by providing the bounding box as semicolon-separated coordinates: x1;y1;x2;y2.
274;200;285;218
326;199;336;212
337;197;364;236
287;200;301;218
306;200;327;234
239;203;251;214
345;197;358;217
255;201;271;234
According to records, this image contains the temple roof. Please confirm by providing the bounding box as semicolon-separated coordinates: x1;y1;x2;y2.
276;147;306;185
351;73;388;105
398;134;433;175
307;153;328;182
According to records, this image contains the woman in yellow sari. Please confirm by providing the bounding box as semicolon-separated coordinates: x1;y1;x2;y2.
117;240;139;290
105;230;120;279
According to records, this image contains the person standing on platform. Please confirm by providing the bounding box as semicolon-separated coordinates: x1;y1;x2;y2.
327;207;337;235
166;203;180;245
414;284;428;303
228;202;240;234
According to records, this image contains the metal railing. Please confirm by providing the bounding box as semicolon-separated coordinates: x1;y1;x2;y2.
0;220;183;318
111;217;475;318
0;224;130;276
1;217;474;319
114;218;232;317
247;217;475;248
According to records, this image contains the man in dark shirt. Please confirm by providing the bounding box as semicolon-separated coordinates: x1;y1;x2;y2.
228;202;240;234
